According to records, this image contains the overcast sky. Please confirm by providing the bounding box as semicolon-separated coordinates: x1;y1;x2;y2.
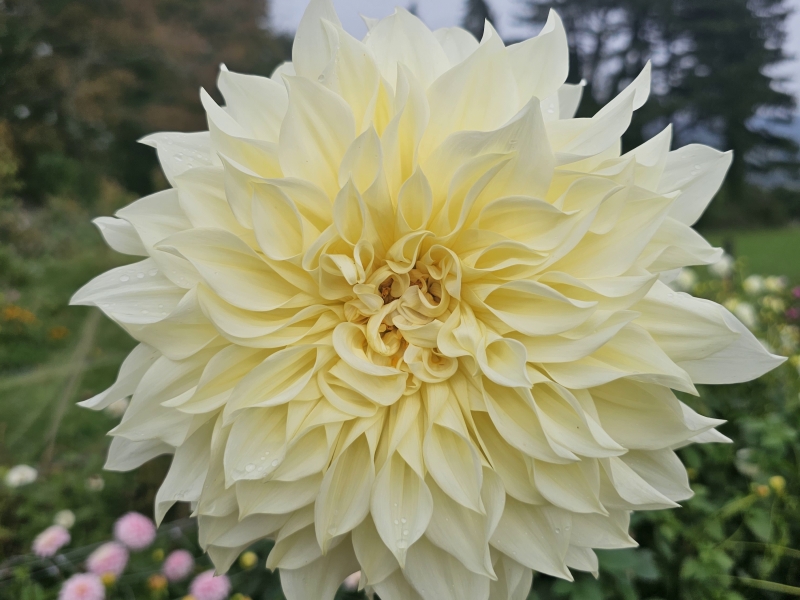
270;0;800;105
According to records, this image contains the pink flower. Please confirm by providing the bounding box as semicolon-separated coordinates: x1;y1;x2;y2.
33;525;71;557
163;549;194;582
189;570;231;600
342;571;361;591
792;286;800;299
87;542;129;577
113;512;156;550
787;307;800;321
58;573;105;600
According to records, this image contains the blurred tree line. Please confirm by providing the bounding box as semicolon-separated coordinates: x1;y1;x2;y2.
465;0;800;228
0;0;290;207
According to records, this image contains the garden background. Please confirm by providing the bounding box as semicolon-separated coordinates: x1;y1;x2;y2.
1;0;799;598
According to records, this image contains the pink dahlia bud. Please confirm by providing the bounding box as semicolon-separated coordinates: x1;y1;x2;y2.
87;542;129;577
58;573;105;600
113;512;156;550
189;570;231;600
162;549;195;582
33;525;71;557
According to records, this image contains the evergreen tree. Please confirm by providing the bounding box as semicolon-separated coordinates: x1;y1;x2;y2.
523;0;798;227
0;0;291;205
462;0;497;39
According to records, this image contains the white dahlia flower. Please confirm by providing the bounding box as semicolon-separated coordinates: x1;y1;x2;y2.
72;3;785;599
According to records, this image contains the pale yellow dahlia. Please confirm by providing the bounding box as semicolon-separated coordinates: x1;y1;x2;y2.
73;2;785;599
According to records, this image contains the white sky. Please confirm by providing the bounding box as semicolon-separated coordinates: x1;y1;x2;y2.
270;0;800;105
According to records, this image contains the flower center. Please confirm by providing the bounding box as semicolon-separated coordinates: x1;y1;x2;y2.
342;260;458;383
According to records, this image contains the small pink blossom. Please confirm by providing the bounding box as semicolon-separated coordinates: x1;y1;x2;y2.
58;573;105;600
163;549;194;582
33;525;71;557
787;307;800;321
189;570;231;600
87;542;129;577
792;286;800;299
113;512;156;550
342;571;361;591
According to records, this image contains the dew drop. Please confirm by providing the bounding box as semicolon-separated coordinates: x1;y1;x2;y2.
401;518;407;524
396;540;407;549
271;459;279;467
318;74;326;82
394;519;399;525
137;272;144;279
555;528;561;534
142;309;149;314
158;304;163;309
120;275;130;282
175;153;183;162
402;529;409;536
149;269;159;276
245;464;255;473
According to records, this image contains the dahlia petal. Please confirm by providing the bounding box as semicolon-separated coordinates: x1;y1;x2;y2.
507;10;569;107
489;498;572;580
315;436;374;551
622;449;693;502
139;131;214;186
237;475;322;518
676;301;786;384
599;456;678;510
278;535;360;600
80;343;159;410
156;419;213;524
533;461;607;515
364;8;449;89
567;511;637;549
105;436;173;472
659;144;733;225
252;183;307;260
434;27;479;67
557;82;585;120
217;67;288;142
404;536;491;600
370;568;424;600
424;401;485;512
159;228;307;311
130;288;220;360
279;76;355;198
352;516;400;585
93;217;147;256
424;475;496;577
550;62;650;163
320;23;381;134
488;550;533;600
371;452;432;566
421;23;517;160
292;0;341;81
564;546;599;577
70;258;184;325
381;65;429;195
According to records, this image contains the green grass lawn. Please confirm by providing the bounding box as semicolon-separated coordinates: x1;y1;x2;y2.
704;227;800;282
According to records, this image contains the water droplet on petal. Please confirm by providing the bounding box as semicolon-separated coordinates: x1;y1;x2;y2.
401;518;407;524
394;519;399;525
175;153;183;162
245;464;255;473
149;269;158;276
271;459;279;467
396;540;407;549
137;272;144;279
